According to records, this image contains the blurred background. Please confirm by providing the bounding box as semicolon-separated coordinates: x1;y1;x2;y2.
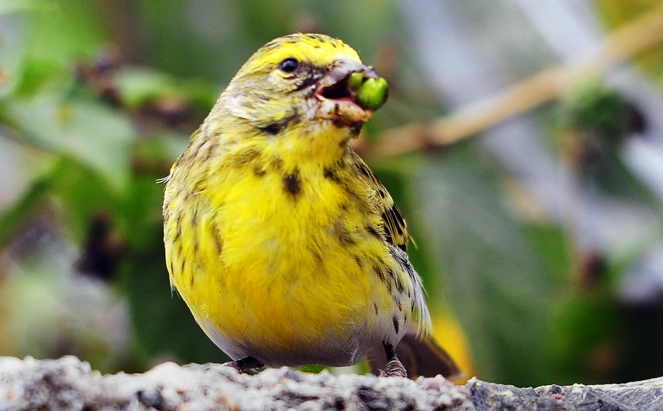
2;0;663;387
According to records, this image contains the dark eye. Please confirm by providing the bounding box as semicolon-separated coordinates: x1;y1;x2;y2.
279;58;299;73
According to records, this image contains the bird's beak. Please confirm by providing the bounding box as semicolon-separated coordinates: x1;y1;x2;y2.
314;59;383;126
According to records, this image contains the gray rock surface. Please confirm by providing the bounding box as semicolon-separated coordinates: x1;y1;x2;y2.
1;356;663;410
0;356;472;410
468;378;663;411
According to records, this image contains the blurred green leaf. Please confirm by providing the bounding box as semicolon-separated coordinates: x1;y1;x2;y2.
561;81;628;141
114;67;218;111
0;175;50;246
559;82;661;207
3;97;133;192
1;1;105;97
45;157;118;240
114;68;179;109
24;1;106;66
0;154;115;245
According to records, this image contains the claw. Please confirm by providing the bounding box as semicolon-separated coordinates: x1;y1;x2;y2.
223;356;264;374
373;342;408;378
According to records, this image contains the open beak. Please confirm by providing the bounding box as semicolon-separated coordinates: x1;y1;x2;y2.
314;60;384;126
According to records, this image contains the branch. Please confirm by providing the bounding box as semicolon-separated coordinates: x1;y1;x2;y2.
365;3;663;159
3;356;663;410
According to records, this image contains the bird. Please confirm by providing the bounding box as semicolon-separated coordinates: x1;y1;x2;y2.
162;32;459;378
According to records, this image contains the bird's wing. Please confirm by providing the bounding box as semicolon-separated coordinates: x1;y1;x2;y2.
349;148;409;252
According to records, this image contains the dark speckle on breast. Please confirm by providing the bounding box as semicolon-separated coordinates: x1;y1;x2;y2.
283;168;302;197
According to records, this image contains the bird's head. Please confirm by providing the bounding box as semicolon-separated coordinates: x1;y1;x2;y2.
210;33;387;141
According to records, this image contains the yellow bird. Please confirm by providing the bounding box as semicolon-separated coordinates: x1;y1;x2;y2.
162;33;458;378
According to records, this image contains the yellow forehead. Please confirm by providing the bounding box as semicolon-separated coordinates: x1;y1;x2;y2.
247;33;362;70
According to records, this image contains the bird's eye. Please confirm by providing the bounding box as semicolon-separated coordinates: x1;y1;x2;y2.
279;58;299;73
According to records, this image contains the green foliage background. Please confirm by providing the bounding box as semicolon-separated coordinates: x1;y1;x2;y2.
2;0;663;386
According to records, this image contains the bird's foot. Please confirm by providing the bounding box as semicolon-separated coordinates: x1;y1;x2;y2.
373;356;408;377
373;342;408;378
222;356;264;374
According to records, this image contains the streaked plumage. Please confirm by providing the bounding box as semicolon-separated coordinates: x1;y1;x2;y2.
163;33;452;377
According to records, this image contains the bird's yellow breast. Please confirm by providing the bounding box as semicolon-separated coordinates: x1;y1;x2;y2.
164;139;396;361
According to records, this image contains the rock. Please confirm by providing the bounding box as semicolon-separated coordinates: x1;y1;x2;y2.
2;356;663;410
0;356;473;410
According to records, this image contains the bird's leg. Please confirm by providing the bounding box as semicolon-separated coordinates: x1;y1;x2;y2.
223;356;264;373
374;342;407;378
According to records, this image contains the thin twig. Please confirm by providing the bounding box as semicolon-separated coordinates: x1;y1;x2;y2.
366;3;663;159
